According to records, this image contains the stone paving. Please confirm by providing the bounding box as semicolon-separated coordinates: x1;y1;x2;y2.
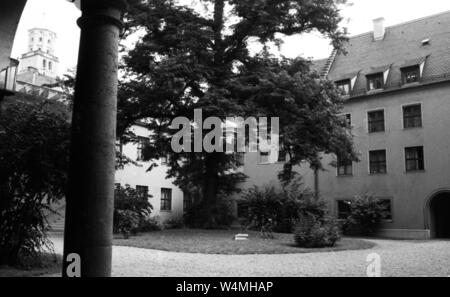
50;237;450;277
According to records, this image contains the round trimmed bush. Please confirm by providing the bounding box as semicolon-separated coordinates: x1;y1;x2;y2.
294;218;340;248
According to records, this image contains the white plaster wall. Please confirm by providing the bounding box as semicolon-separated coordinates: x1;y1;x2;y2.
114;125;184;223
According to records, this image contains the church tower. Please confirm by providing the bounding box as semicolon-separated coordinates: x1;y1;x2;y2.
18;28;59;79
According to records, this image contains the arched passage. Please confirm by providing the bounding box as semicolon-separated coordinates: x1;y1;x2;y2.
428;191;450;238
0;0;27;69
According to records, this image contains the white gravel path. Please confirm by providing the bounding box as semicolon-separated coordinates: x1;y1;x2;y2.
50;237;450;277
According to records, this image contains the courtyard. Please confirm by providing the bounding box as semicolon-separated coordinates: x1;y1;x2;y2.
40;234;450;277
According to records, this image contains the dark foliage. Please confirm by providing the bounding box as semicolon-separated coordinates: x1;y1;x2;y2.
119;0;356;226
113;184;155;238
294;215;341;248
184;192;235;229
0;97;70;266
240;179;328;233
345;195;390;236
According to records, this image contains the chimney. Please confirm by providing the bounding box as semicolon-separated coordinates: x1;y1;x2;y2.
373;17;385;41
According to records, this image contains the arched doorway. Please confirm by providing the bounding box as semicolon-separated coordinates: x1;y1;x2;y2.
428;192;450;238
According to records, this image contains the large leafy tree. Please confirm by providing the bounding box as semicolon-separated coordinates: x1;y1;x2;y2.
119;0;356;226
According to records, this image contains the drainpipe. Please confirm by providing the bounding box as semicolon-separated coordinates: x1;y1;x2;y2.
62;0;128;277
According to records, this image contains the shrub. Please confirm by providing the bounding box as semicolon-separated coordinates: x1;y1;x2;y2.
294;215;341;248
163;218;184;229
184;193;235;229
116;210;140;239
346;195;390;236
136;216;162;233
240;179;325;233
0;98;70;266
113;185;153;236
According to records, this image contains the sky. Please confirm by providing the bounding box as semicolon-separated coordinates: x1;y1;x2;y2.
11;0;450;77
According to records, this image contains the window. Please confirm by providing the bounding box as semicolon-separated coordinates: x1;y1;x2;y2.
237;202;249;218
402;66;420;84
48;61;52;70
259;151;270;164
368;110;385;133
403;104;422;128
183;193;193;212
337;200;352;220
366;73;384;91
336;79;351;95
39;37;43;42
369;150;387;174
236;152;245;166
405;146;424;172
337;155;352;176
339;114;351;127
136;137;148;161
379;199;393;221
136;185;149;200
277;141;286;163
42;59;47;69
161;188;172;211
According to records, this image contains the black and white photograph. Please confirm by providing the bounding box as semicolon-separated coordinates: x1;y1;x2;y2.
1;0;450;284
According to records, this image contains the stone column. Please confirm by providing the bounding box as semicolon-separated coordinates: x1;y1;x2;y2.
63;0;127;277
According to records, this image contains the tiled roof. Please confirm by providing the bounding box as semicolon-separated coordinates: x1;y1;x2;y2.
17;71;56;86
327;10;450;98
310;58;328;74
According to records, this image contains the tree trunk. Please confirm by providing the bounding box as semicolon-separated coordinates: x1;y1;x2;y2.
202;153;220;226
198;0;225;227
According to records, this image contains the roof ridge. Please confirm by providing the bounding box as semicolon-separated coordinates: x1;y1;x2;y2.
348;10;450;40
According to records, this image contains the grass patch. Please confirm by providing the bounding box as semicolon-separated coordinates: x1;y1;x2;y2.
0;253;61;277
114;228;375;255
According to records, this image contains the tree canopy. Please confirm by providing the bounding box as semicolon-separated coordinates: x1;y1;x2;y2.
118;0;356;226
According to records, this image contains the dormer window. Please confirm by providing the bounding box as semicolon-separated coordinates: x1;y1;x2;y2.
335;79;351;96
401;65;420;84
366;73;384;91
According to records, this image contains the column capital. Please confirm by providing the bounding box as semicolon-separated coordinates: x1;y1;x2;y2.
78;0;128;30
82;0;128;12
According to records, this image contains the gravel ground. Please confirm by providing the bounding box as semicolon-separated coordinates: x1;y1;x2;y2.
50;237;450;277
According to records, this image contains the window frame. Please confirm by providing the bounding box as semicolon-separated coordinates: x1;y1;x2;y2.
401;65;421;84
366;73;384;91
335;79;352;96
369;149;387;174
136;185;149;200
160;188;172;211
277;141;287;163
336;199;353;221
136;136;148;161
367;109;385;133
336;155;353;177
402;103;422;129
338;113;352;128
404;146;425;172
183;193;193;212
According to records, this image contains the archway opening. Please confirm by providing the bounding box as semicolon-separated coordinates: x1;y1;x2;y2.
429;192;450;238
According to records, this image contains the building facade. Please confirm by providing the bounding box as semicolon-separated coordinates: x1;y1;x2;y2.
114;124;185;223
242;11;450;239
15;27;64;100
